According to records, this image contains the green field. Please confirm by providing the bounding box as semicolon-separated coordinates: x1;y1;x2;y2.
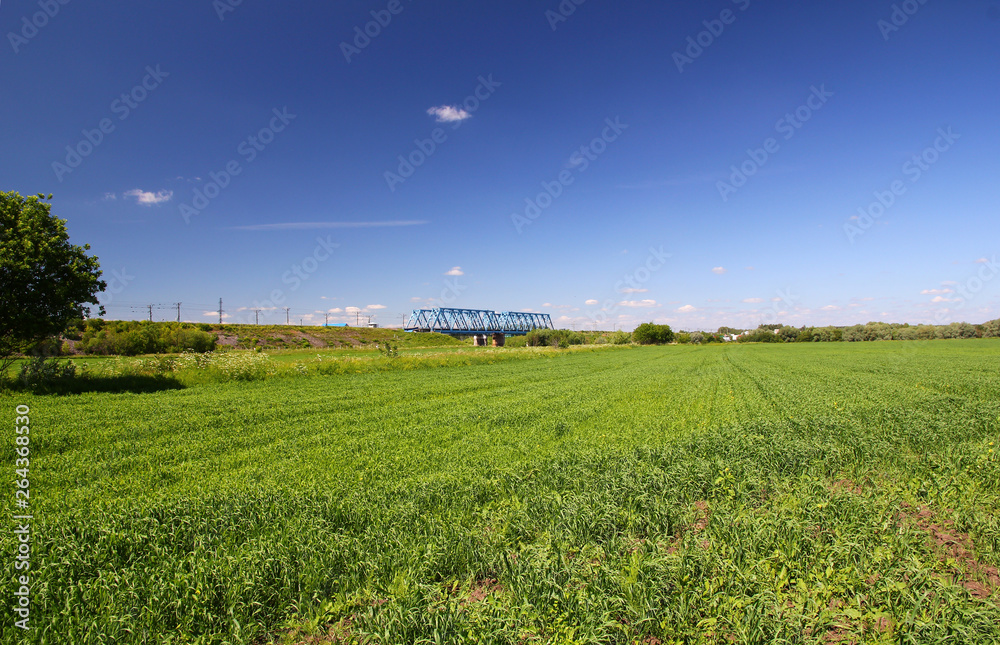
2;341;999;644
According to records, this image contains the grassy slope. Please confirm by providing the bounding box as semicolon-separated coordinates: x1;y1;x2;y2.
1;341;999;643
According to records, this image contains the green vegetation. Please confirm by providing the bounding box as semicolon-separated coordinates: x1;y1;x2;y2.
0;191;105;374
632;322;675;345
2;341;999;644
729;319;1000;343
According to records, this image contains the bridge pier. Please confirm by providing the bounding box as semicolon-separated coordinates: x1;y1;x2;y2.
492;333;505;347
473;334;487;346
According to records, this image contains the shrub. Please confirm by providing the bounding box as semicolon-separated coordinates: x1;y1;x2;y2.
609;330;631;345
632;323;674;345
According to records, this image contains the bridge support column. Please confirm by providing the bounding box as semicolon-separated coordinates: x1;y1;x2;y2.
473;334;487;346
492;333;505;347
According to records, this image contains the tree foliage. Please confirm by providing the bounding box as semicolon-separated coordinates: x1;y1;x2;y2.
1;192;105;375
632;323;674;345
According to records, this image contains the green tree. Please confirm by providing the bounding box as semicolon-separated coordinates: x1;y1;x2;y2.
632;322;674;345
1;192;105;375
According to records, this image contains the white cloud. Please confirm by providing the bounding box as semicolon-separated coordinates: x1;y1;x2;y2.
931;296;956;303
677;304;697;313
585;299;598;305
711;267;727;275
821;305;839;311
742;298;764;304
328;308;343;313
124;189;173;206
619;300;659;308
365;304;386;310
745;266;755;271
975;257;991;264
103;192;117;201
410;297;423;302
427;105;471;123
345;306;361;313
921;288;954;295
619;287;648;294
444;266;464;276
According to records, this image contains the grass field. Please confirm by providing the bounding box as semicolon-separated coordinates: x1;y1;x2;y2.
2;341;999;644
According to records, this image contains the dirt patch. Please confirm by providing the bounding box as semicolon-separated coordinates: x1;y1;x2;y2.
830;479;863;495
298;332;328;348
216;334;240;346
461;578;502;607
900;502;999;600
692;500;711;531
667;501;711;554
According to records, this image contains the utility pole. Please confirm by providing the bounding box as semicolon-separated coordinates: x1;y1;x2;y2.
253;308;260;325
174;303;181;323
219;298;223;325
147;304;153;322
284;307;291;324
324;312;329;326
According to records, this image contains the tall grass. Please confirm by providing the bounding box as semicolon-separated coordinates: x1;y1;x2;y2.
1;341;998;643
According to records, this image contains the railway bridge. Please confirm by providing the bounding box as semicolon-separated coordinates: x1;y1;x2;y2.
403;307;554;346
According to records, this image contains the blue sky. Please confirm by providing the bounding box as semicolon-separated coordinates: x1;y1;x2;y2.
3;0;999;331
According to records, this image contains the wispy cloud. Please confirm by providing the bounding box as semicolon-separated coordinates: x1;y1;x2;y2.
427;105;471;123
742;298;764;304
711;267;727;275
921;288;954;295
677;304;697;313
585;299;598;305
619;300;659;308
103;192;117;201
444;266;464;276
366;304;386;310
619;287;648;294
124;189;173;205
230;220;428;231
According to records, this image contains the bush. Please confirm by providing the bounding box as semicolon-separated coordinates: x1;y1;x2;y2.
609;330;631;345
17;357;77;389
632;323;674;345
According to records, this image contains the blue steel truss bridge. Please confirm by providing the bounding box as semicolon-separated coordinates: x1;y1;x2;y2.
404;308;553;345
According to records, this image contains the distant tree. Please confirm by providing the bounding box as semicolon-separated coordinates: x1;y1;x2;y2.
982;319;1000;338
777;326;799;342
632;323;674;345
689;331;704;345
1;192;105;375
